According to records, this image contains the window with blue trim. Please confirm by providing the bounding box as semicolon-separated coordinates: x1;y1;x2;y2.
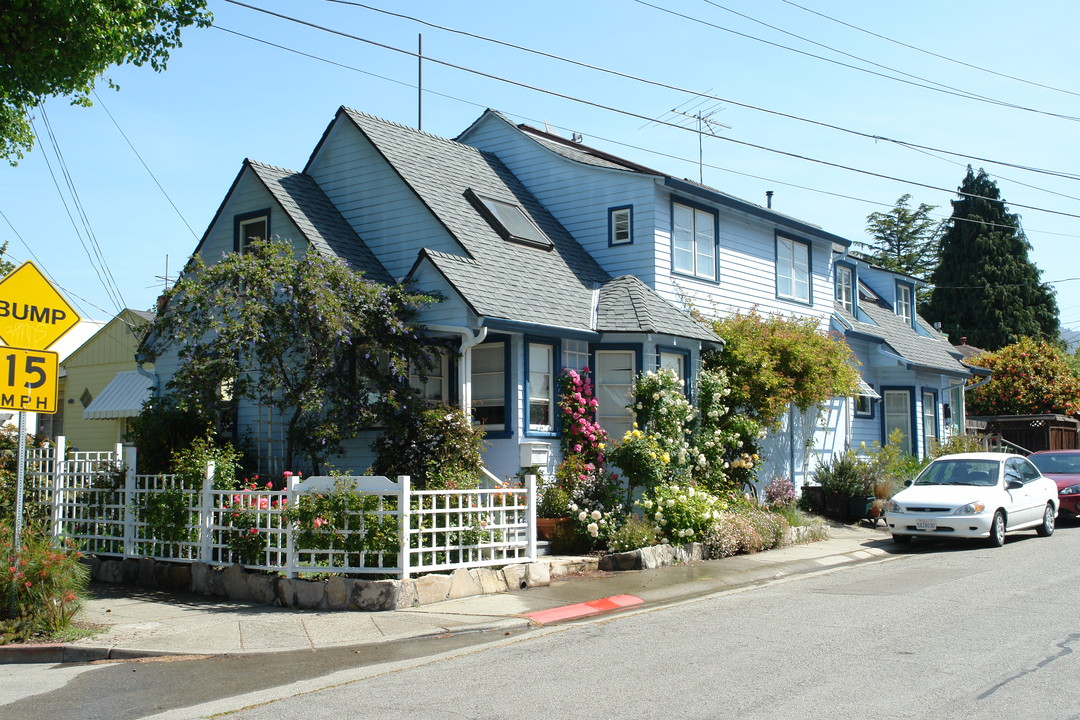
609;206;632;246
236;210;270;254
471;341;507;431
896;283;914;326
672;201;716;280
595;349;637;439
883;389;913;455
777;235;810;302
527;342;555;433
921;390;938;455
836;264;854;314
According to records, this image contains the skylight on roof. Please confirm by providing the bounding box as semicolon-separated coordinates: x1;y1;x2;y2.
465;189;552;250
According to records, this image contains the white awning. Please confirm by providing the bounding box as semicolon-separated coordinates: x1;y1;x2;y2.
855;379;880;399
83;371;154;420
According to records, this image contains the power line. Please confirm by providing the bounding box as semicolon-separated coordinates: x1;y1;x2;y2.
635;0;1080;123
221;0;1080;221
313;0;1080;182
92;90;200;240
780;0;1080;100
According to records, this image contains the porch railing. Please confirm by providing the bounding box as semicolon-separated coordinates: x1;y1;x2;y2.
23;441;537;579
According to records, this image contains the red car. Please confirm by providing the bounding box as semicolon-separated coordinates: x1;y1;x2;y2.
1028;450;1080;518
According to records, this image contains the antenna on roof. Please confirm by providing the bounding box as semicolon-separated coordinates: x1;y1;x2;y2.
417;34;423;131
670;103;732;185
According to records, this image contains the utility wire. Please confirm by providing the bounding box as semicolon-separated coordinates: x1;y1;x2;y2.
92;90;200;240
221;0;1080;220
314;0;1080;182
214;11;1080;240
30;108;126;316
781;0;1080;100
635;0;1080;123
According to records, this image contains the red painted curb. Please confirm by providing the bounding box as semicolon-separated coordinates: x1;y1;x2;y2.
524;594;643;624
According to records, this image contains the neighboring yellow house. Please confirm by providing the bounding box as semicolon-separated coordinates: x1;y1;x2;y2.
59;309;155;451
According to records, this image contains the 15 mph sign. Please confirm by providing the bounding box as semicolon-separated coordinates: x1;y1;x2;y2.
0;347;58;414
0;261;79;351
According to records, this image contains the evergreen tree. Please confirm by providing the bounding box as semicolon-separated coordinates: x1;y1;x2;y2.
858;194;940;279
925;167;1058;350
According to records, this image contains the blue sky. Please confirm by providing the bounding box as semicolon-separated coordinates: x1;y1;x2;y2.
3;0;1079;332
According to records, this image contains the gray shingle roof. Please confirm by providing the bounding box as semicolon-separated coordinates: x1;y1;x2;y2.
598;276;719;342
837;284;969;377
343;108;714;341
247;159;393;284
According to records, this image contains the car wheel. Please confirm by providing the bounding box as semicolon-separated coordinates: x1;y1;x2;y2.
892;534;912;545
1037;503;1056;537
987;510;1006;547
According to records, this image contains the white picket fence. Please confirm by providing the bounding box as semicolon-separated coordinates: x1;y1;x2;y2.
23;440;537;579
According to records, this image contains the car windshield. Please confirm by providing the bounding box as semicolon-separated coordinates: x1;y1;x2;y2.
913;459;1000;486
1029;453;1080;475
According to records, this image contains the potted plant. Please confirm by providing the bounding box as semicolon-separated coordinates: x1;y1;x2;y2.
536;484;571;540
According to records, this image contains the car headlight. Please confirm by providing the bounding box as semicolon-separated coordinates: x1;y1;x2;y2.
953;501;986;515
885;500;902;514
1061;484;1080;495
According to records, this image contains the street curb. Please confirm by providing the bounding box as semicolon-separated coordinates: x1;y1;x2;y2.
0;643;187;665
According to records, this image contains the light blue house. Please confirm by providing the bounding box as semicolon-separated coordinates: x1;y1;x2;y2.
152;106;971;484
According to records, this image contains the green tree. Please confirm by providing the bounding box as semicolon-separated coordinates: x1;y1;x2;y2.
965;337;1080;416
143;239;443;474
859;194;940;279
0;1;211;163
926;167;1059;350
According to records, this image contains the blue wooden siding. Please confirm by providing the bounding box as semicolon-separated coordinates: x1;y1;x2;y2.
306;120;465;281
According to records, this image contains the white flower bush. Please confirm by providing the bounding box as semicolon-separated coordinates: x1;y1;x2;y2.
636;483;727;544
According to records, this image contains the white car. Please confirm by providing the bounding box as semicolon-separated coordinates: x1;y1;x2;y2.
885;452;1058;547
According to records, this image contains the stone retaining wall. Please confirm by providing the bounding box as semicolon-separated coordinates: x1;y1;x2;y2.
87;524;829;612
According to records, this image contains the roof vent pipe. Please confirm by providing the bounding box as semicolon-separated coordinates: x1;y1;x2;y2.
766;190;774;209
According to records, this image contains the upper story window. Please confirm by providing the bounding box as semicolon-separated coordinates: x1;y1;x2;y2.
465;189;552;250
835;264;854;314
672;201;717;281
896;283;914;326
235;210;270;254
776;235;810;303
609;206;633;246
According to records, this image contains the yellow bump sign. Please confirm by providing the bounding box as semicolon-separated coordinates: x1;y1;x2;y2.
0;261;80;350
0;347;58;414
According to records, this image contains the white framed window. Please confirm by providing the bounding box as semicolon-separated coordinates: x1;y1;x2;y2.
609;206;632;245
527;343;554;433
884;390;912;455
672;202;716;280
777;236;810;302
563;339;590;373
896;283;913;326
836;265;854;314
922;391;938;455
596;349;637;440
465;189;552;250
410;352;449;405
658;350;687;385
855;395;873;416
471;342;506;430
237;215;268;254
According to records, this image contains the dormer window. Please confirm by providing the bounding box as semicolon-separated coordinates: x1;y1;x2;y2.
465;189;552;250
896;283;914;326
835;265;854;314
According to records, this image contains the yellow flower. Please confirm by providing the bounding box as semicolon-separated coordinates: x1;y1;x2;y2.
661;453;670;463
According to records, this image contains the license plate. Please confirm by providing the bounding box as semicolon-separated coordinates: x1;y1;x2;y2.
916;519;937;531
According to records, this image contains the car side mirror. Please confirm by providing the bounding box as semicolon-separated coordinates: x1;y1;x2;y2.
1006;478;1023;490
903;479;913;487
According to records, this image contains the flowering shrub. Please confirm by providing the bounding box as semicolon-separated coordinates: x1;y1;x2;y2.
1;521;88;643
639;483;726;544
568;501;622;549
609;369;693;501
558;367;607;468
702;508;789;558
607;516;660;553
763;477;796;507
690;367;762;495
221;477;285;565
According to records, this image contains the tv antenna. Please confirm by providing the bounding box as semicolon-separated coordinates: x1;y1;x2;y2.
670;103;731;185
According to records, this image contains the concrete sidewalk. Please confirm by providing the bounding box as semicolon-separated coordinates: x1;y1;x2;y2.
0;523;896;664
